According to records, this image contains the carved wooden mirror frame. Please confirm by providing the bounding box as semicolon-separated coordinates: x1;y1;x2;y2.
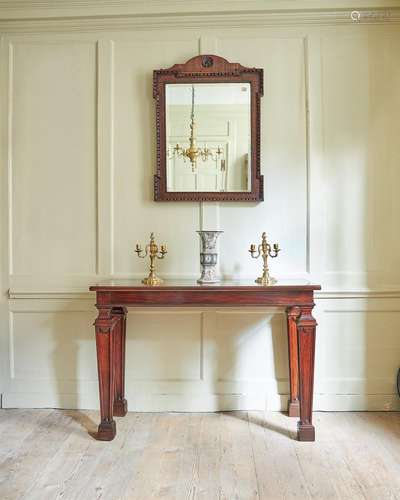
153;55;264;202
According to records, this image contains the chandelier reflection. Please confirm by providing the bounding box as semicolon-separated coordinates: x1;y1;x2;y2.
168;85;224;172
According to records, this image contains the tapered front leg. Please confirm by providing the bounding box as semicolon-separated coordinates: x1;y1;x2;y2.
286;306;300;417
111;306;128;417
296;305;317;442
95;306;119;441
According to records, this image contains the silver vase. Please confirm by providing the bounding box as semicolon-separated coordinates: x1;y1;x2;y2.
197;230;223;284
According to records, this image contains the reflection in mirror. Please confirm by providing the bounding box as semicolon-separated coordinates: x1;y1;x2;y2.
165;83;251;192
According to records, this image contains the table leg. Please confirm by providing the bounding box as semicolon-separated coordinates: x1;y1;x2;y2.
111;306;128;417
95;307;119;441
286;306;300;417
297;305;317;442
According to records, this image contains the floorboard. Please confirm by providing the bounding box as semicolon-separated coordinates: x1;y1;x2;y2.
0;410;399;500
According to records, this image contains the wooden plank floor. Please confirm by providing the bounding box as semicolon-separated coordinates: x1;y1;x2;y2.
0;410;400;500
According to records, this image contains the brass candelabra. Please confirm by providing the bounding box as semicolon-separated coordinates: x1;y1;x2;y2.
249;232;281;285
135;233;167;286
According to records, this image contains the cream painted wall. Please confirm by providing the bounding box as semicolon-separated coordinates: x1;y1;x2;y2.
1;1;400;411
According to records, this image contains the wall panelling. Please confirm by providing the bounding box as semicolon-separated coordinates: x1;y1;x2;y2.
1;4;400;411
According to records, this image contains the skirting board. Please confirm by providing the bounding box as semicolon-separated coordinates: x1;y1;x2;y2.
2;392;400;412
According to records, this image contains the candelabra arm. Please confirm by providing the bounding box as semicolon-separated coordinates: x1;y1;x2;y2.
268;245;281;259
135;247;148;258
249;248;260;259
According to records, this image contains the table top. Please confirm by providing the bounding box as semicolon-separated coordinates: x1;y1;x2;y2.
90;279;321;292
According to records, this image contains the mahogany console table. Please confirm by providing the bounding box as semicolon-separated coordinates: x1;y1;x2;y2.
90;280;320;442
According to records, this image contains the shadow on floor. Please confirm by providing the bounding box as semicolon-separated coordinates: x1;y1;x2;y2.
63;410;98;439
224;410;295;440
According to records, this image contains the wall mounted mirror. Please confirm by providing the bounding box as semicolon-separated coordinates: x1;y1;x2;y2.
153;55;263;202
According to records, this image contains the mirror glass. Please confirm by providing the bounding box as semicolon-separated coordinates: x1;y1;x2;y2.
165;83;251;192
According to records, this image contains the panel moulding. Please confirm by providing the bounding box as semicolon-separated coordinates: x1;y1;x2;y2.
7;42;13;276
97;39;115;276
8;311;14;379
7;39;99;277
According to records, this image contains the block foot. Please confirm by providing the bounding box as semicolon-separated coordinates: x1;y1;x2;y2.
287;400;300;417
97;420;116;441
297;422;315;442
113;398;128;417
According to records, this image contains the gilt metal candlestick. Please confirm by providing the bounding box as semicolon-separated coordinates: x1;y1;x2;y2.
249;232;280;285
135;233;167;286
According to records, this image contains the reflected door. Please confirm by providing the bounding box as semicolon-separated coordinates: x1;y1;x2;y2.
165;83;251;193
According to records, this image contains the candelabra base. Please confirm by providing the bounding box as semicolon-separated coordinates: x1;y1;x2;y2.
255;275;277;286
142;274;163;286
